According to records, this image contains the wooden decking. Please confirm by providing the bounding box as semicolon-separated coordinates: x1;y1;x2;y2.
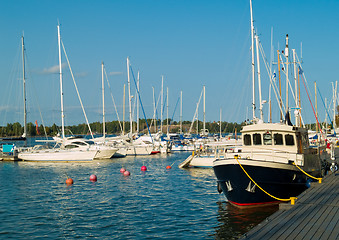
241;171;338;240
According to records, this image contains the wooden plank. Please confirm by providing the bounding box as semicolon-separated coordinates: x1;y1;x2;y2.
242;172;338;240
293;205;330;239
311;206;336;239
244;203;311;239
278;204;326;239
240;209;287;238
319;208;339;240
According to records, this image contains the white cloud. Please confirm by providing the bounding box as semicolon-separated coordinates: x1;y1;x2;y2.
109;71;123;76
39;63;67;75
75;72;88;78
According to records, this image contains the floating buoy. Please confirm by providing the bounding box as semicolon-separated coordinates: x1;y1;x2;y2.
123;170;130;176
166;165;172;169
66;178;73;185
90;174;97;182
120;167;126;173
141;166;147;171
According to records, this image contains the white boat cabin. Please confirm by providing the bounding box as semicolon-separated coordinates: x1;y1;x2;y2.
241;123;310;154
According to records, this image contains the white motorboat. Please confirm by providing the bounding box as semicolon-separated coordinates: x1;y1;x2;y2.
19;144;97;162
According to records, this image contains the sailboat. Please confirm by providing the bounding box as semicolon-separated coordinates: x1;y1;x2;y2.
0;35;28;161
122;57;153;155
51;61;120;159
213;0;326;207
1;35;28;143
18;24;98;162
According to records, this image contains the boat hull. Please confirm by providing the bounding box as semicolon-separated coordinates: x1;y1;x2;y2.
18;149;98;162
94;148;118;159
125;145;153;155
213;158;310;207
112;148;127;158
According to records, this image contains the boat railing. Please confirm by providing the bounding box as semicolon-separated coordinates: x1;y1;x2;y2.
224;149;304;165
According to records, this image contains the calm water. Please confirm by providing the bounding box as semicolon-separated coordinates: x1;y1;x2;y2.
0;152;278;239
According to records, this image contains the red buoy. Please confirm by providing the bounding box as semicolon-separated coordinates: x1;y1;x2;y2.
123;170;130;176
90;174;97;182
66;178;73;185
141;166;147;171
120;167;126;173
166;165;172;169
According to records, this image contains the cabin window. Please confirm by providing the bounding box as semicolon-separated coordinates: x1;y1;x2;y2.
274;133;283;145
244;134;251;145
65;144;79;149
253;133;262;145
285;134;295;146
263;133;272;145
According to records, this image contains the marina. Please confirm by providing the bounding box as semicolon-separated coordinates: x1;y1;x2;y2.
1;0;339;239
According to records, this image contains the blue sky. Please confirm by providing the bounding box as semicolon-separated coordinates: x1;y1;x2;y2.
0;0;338;127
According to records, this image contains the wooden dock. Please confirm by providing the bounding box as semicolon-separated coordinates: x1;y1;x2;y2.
241;171;338;240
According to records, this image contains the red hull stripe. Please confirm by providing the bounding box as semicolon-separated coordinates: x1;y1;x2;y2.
228;200;280;206
151;151;160;154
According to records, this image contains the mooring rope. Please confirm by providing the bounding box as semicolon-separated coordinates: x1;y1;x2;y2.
234;155;297;204
293;162;322;183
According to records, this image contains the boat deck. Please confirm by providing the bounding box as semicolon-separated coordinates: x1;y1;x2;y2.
241;170;338;240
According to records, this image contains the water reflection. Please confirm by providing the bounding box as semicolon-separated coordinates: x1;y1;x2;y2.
212;201;278;239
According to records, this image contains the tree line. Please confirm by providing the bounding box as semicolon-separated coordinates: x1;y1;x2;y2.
0;119;244;137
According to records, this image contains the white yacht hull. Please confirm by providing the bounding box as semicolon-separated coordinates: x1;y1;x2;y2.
18;149;98;162
126;145;153;155
94;148;118;159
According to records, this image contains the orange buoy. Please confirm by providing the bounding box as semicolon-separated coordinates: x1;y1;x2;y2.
166;165;172;169
90;174;97;182
66;178;73;185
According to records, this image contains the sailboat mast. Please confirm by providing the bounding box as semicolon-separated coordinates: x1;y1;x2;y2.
250;0;256;120
333;82;337;133
57;25;65;139
325;98;328;135
292;49;298;126
298;67;302;126
255;35;263;121
277;50;282;121
315;81;318;133
123;84;125;135
127;57;132;136
166;87;169;136
180;90;183;134
220;108;222;139
203;85;206;132
161;75;163;134
285;34;289;113
152;86;156;132
102;61;105;138
269;27;273;123
22;35;27;138
137;71;140;133
196;102;199;135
